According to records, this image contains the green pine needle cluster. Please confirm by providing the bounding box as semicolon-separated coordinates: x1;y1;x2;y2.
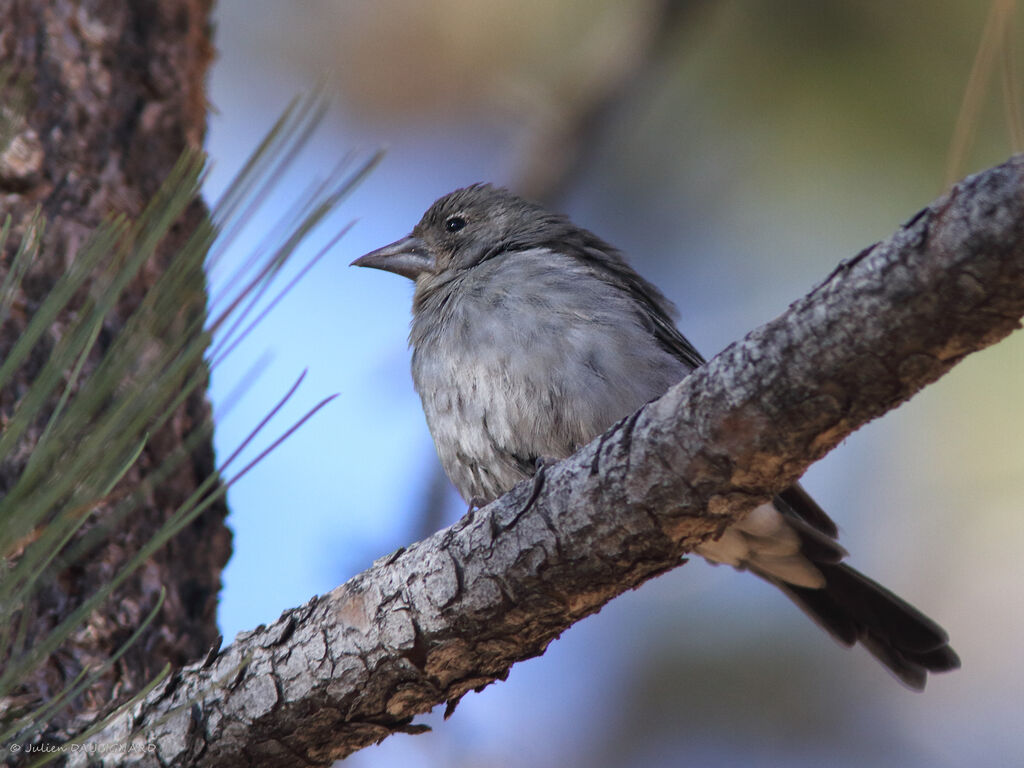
0;90;379;751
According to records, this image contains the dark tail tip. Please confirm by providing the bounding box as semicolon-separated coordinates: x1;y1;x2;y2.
777;563;959;690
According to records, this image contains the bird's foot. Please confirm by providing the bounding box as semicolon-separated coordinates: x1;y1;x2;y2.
509;456;558;526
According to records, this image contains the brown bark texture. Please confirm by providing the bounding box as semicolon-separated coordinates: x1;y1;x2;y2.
0;0;226;737
76;155;1024;767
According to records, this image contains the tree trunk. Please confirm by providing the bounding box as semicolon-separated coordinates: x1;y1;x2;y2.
0;0;227;735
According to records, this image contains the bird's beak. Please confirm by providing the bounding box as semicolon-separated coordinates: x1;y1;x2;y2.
350;235;435;280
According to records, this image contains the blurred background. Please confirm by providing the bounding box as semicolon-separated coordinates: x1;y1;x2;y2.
202;1;1024;766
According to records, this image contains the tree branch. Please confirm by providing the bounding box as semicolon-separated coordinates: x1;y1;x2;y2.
80;155;1024;766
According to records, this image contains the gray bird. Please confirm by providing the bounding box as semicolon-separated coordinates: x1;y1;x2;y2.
352;183;960;689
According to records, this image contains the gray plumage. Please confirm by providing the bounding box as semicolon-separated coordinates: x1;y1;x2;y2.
353;183;960;689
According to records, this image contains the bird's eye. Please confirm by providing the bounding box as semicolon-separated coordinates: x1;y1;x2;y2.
445;216;467;233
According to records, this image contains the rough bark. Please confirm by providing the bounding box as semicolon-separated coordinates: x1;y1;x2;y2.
0;0;226;736
75;156;1024;767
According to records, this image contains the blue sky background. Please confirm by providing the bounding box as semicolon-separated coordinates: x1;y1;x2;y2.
201;3;1024;766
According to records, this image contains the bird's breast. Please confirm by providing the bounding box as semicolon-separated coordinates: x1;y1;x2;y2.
410;250;689;502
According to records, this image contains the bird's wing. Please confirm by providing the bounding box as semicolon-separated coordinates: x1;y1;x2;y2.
574;242;706;370
571;240;842;540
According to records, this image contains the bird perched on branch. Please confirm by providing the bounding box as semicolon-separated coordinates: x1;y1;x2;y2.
352;183;960;689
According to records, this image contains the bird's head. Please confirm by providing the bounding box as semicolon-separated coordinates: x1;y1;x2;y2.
351;183;572;281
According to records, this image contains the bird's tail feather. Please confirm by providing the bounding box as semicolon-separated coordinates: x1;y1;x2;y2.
766;562;961;690
698;495;960;689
